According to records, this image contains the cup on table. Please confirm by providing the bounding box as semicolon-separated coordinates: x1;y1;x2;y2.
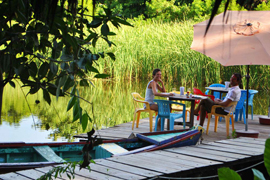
225;81;230;89
180;87;185;95
172;88;176;92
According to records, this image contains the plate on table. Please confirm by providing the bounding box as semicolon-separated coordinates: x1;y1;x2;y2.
192;95;208;99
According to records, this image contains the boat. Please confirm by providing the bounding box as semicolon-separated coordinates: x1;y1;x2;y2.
0;126;203;173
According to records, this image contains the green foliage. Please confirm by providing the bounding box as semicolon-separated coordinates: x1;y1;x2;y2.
0;0;132;130
218;167;242;180
255;1;270;10
218;138;270;180
252;169;266;180
37;161;91;180
265;138;270;176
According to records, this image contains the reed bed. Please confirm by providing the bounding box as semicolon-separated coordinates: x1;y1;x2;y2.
92;19;270;90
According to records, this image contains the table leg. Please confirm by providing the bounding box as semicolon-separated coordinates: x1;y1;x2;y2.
189;101;195;128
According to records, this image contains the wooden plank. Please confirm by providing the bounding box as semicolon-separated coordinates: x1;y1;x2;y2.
239;137;267;142
152;150;222;166
33;146;65;163
94;159;162;177
165;147;236;162
181;146;250;159
124;153;192;171
0;172;30;180
16;169;46;180
216;140;265;148
134;151;207;169
54;165;120;180
107;155;180;174
230;138;266;145
198;144;262;156
204;142;264;154
89;162;145;180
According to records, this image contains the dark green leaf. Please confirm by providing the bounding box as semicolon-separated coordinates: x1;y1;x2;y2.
264;138;270;175
80;79;89;86
101;23;109;36
67;96;77;112
88;19;102;28
60;62;69;70
218;167;241;180
112;17;133;27
81;113;88;131
59;75;68;87
28;62;38;77
43;89;51;105
39;62;49;79
106;52;116;61
94;74;110;79
29;86;40;94
61;53;73;62
50;62;58;75
88;66;99;73
9;81;15;88
70;85;76;96
62;76;75;92
252;169;265;180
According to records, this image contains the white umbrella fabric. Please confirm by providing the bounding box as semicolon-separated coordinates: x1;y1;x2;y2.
191;10;270;131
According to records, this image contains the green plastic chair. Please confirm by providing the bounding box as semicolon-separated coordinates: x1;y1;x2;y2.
154;99;186;131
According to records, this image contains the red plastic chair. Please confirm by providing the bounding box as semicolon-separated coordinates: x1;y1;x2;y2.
193;88;215;120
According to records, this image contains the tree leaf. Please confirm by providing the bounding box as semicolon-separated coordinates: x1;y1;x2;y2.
50;62;58;75
9;81;16;88
252;169;266;180
101;23;109;36
43;89;51;105
106;52;115;61
218;167;241;180
80;79;89;86
39;62;49;79
62;77;75;92
67;96;77;112
94;74;110;79
88;19;102;28
60;62;69;70
81;113;88;131
28;62;38;77
112;17;133;27
264;138;270;176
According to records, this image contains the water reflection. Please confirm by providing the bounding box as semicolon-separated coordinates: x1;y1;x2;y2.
0;81;269;142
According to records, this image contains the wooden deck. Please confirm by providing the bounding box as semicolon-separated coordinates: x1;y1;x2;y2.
0;137;266;180
0;114;269;180
75;114;270;143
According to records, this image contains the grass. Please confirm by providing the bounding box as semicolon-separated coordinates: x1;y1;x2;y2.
90;18;270;90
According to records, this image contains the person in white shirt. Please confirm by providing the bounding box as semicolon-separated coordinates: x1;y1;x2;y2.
194;73;242;126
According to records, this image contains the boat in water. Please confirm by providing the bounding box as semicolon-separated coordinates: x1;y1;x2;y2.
0;126;203;173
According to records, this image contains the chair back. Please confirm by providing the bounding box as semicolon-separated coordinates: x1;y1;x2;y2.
227;101;238;115
153;99;171;118
193;88;204;96
193;88;215;101
131;92;147;109
205;84;225;98
248;90;258;105
235;90;247;110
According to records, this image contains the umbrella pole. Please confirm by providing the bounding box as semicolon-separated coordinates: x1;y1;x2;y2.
245;65;250;131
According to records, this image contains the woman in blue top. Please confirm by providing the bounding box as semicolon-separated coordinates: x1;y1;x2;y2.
144;69;174;111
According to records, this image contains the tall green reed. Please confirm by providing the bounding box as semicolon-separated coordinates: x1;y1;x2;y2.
91;19;270;90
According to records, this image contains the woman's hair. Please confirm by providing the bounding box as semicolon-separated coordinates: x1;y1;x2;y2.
152;68;161;77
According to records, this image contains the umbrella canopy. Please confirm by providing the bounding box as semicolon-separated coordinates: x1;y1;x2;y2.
191;11;270;131
191;11;270;66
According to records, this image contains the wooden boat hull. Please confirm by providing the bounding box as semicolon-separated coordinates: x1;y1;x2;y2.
0;127;203;173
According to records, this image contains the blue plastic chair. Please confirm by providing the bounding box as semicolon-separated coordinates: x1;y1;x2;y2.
235;90;247;123
241;90;258;120
205;84;225;99
154;99;186;131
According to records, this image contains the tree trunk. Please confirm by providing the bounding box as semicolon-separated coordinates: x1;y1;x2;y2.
0;71;3;120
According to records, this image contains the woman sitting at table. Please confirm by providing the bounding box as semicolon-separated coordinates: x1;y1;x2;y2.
144;69;174;130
